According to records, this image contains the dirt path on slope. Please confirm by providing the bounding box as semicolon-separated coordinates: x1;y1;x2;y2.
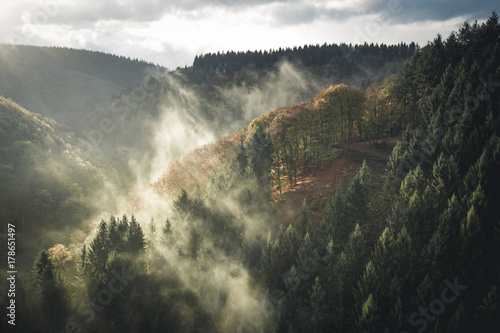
273;137;398;226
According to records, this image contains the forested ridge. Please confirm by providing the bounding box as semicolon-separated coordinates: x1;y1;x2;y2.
1;13;500;333
190;42;416;80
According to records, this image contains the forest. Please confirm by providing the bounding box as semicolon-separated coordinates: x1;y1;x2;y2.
188;42;417;83
0;12;499;333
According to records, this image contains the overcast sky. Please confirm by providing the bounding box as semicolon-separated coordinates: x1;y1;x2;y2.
0;0;496;69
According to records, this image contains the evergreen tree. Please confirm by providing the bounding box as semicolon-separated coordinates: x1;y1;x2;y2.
88;220;109;278
107;215;120;249
476;283;500;330
294;199;312;237
248;123;274;181
161;218;174;246
358;293;380;332
126;215;146;254
346;160;370;225
283;265;301;328
188;227;202;260
32;250;69;330
320;182;347;239
147;217;157;247
173;189;193;221
295;232;317;298
258;231;273;282
308;277;326;333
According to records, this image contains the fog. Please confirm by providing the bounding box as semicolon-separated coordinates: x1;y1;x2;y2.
95;60;324;189
44;60;324;331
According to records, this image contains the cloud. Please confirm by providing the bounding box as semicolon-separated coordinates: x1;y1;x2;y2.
6;0;498;32
270;3;321;26
0;0;496;69
363;0;496;23
22;0;203;25
268;1;363;26
268;0;497;26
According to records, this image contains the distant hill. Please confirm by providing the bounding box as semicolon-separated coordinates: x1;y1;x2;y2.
185;42;417;87
0;45;165;123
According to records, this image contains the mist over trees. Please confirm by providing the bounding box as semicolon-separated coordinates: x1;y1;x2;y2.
1;12;500;333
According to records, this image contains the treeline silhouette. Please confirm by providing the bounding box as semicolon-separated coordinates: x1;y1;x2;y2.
192;42;417;76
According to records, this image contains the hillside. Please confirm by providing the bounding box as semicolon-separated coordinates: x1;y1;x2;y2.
0;43;414;190
274;138;397;223
0;97;122;257
74;14;499;333
0;45;163;123
0;13;499;333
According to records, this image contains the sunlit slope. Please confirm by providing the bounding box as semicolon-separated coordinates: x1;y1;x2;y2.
0;97;121;251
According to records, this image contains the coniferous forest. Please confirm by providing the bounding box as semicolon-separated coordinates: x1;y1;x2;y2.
0;12;500;333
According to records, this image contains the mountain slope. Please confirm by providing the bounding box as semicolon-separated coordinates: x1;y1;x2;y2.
0;44;163;123
0;97;122;256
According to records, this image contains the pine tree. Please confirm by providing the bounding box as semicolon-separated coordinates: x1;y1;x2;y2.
79;243;87;272
161;218;174;246
233;139;248;175
258;231;273;282
295;232;317;293
346;161;370;226
147;217;157;247
411;274;434;310
284;265;301;328
188;227;202;260
344;224;366;272
308;277;326;333
126;215;146;254
387;298;404;332
118;214;129;239
476;283;500;330
33;250;69;330
444;301;466;332
270;232;286;284
248;123;274;181
107;215;120;249
173;189;193;221
283;224;301;266
295;199;312;237
320;182;347;239
357;293;380;332
88;220;109;277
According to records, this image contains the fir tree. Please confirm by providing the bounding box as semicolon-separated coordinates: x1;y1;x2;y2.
308;277;326;333
33;250;69;330
294;199;312;237
126;215;146;254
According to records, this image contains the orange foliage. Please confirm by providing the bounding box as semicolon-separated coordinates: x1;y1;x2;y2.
151;129;245;196
48;244;72;267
